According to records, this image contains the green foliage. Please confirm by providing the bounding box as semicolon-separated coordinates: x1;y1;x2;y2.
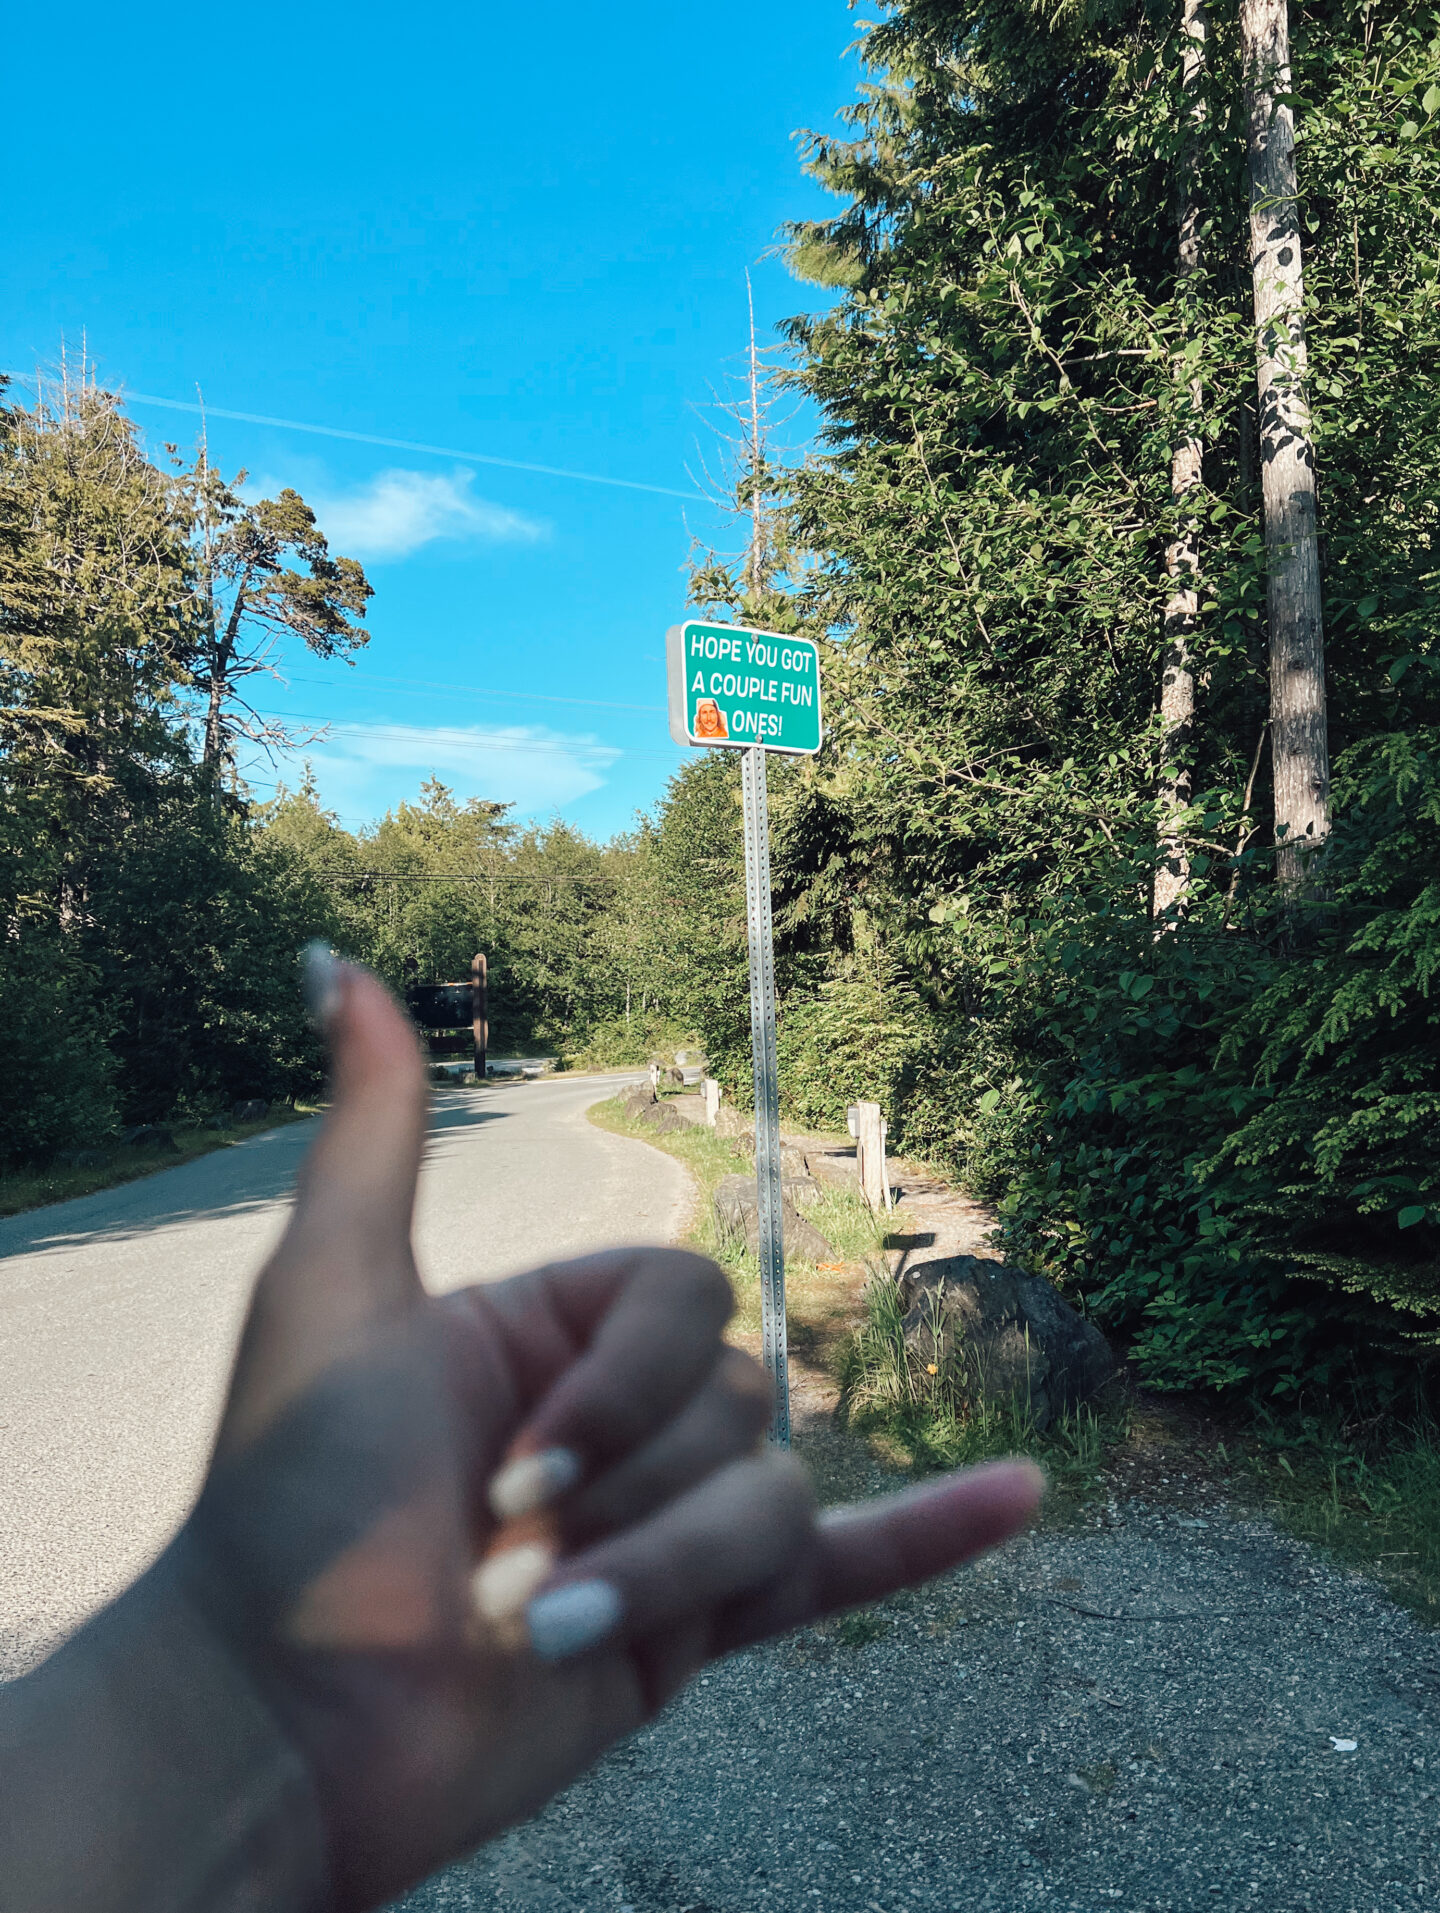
262;774;656;1058
1248;1407;1440;1618
636;0;1440;1404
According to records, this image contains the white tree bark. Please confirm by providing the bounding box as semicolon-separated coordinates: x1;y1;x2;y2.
1241;0;1330;893
1155;0;1209;920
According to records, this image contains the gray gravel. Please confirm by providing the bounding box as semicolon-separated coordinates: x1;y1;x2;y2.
401;1499;1440;1912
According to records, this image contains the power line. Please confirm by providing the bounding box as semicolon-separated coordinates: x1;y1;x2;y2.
2;371;707;502
251;708;679;761
284;671;666;717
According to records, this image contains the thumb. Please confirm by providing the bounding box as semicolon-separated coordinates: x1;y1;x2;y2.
218;951;429;1456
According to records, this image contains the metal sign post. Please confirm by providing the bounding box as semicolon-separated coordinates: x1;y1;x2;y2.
667;620;822;1447
740;743;789;1447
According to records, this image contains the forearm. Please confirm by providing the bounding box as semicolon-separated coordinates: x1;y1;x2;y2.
0;1549;330;1913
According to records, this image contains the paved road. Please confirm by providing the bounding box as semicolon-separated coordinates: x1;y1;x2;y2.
0;1073;688;1676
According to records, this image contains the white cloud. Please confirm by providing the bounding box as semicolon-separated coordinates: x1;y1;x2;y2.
298;720;619;821
302;468;547;561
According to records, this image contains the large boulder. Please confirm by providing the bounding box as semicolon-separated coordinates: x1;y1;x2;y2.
619;1080;657;1118
638;1099;693;1137
897;1255;1113;1430
713;1174;833;1263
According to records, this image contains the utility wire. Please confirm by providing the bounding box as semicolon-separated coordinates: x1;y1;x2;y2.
250;708;678;761
283;671;666;716
2;371;706;503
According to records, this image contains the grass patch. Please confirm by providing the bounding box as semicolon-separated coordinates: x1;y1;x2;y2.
590;1092;1120;1507
0;1105;319;1219
839;1269;1124;1504
1239;1415;1440;1621
587;1094;881;1356
833;1609;891;1649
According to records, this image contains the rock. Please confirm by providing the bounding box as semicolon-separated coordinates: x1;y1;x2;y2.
803;1145;862;1190
779;1143;810;1179
640;1100;693;1137
121;1124;179;1151
712;1174;834;1263
780;1174;823;1212
896;1254;1113;1430
232;1100;269;1124
664;1065;686;1088
715;1105;753;1147
619;1080;657;1116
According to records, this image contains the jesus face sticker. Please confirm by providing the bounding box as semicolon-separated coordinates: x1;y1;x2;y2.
693;698;729;740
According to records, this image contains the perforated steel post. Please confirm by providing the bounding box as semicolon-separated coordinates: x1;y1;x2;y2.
740;743;790;1447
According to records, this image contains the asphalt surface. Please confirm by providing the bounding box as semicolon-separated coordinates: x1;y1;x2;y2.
401;1499;1440;1913
0;1072;687;1676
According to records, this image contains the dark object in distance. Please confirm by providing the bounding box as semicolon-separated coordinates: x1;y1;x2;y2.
122;1124;180;1151
897;1254;1113;1430
54;1148;108;1169
405;953;488;1080
231;1101;268;1125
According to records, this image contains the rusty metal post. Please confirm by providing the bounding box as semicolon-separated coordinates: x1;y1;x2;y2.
471;952;488;1079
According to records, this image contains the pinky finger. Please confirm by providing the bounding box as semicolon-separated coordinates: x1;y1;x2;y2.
712;1458;1045;1654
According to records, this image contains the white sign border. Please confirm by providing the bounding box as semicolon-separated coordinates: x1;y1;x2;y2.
666;621;823;756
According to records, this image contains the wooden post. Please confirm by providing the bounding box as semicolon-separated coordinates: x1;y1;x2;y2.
701;1077;722;1126
849;1101;889;1211
471;952;488;1080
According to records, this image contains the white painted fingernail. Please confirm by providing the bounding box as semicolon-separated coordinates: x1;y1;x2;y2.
488;1447;582;1522
470;1543;554;1623
301;941;343;1027
526;1579;623;1662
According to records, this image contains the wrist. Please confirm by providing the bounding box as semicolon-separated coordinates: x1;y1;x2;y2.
0;1543;331;1913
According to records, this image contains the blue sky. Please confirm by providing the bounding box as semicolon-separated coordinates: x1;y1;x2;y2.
2;0;863;839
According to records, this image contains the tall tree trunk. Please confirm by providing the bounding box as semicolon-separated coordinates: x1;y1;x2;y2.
1241;0;1329;894
1155;0;1209;920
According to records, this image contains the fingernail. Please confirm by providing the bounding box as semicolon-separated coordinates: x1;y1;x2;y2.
301;941;343;1028
526;1579;623;1662
488;1447;582;1522
470;1543;554;1623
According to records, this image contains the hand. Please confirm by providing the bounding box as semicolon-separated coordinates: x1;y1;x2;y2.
160;963;1044;1908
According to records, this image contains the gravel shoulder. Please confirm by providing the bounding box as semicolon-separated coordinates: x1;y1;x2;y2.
403;1489;1439;1912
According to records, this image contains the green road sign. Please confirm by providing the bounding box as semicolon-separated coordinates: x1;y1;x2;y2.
667;620;822;755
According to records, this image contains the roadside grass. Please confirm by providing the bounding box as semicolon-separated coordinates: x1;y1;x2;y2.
587;1094;879;1357
0;1104;320;1219
1236;1415;1440;1622
839;1270;1123;1508
593;1098;1440;1607
588;1093;1116;1507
